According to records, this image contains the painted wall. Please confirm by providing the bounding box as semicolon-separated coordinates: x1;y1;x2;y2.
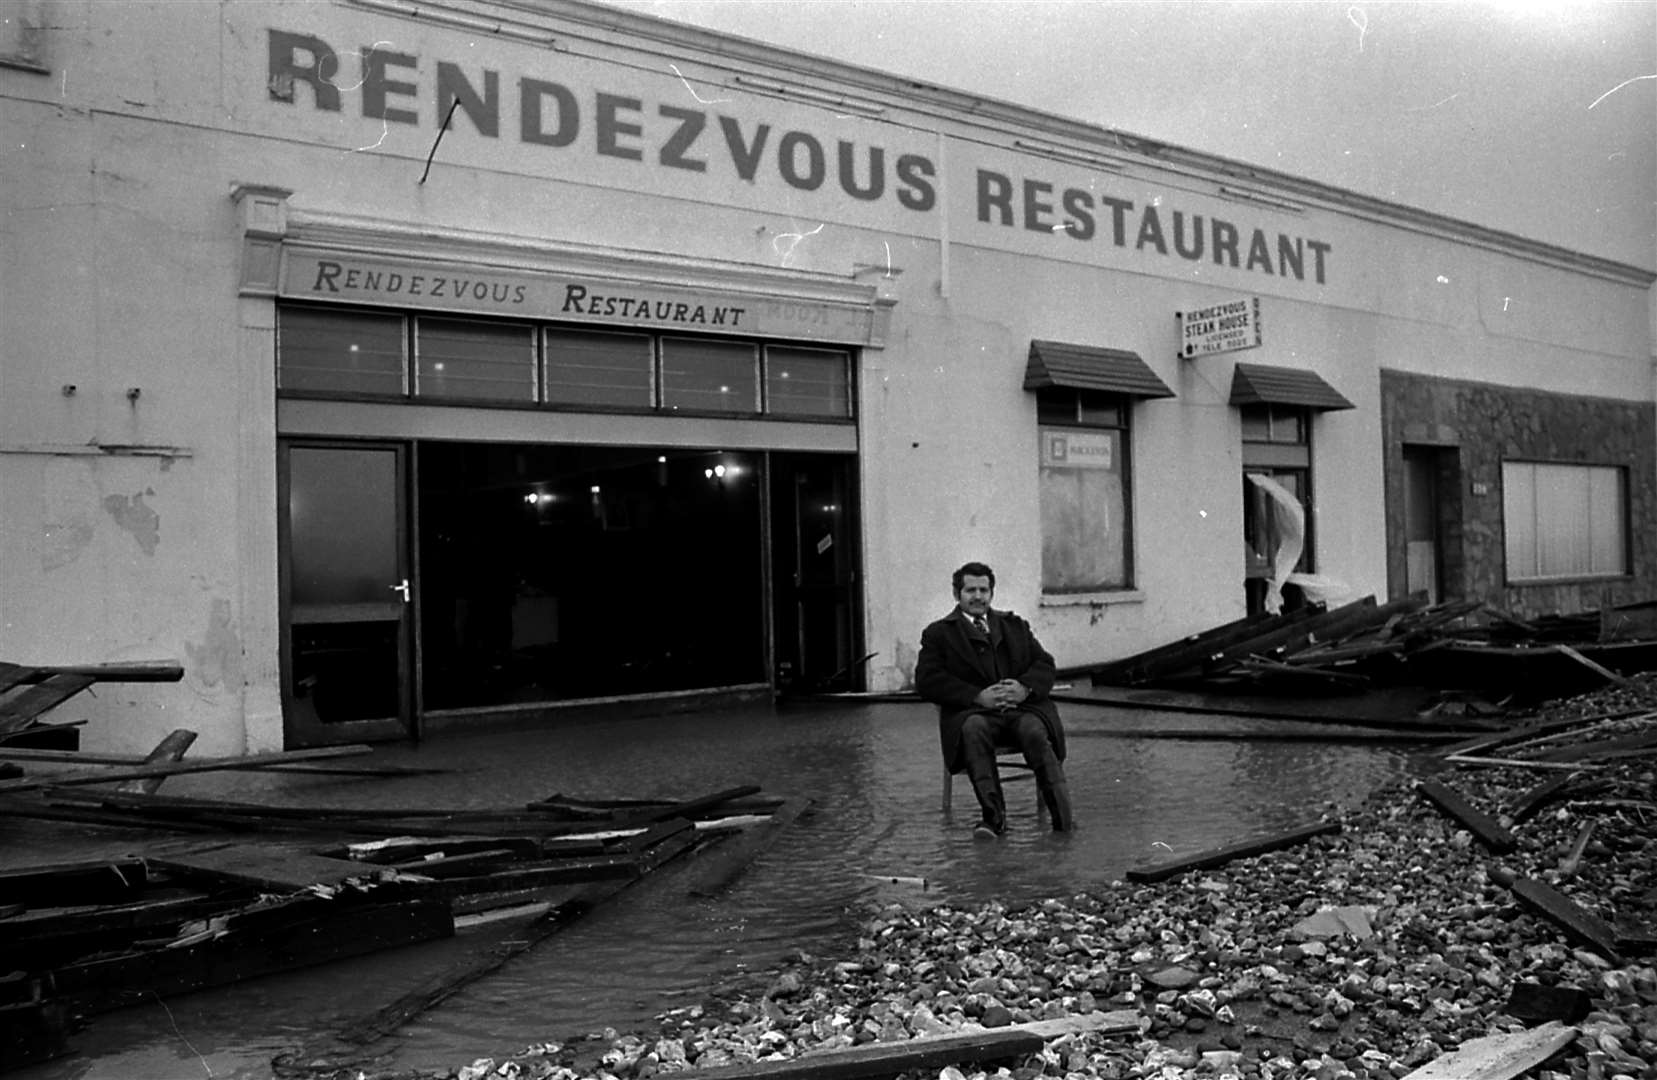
2;0;1650;750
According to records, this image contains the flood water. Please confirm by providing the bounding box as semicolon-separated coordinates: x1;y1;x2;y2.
10;697;1442;1080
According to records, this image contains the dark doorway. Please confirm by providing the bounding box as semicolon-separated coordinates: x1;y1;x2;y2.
1402;444;1461;602
416;442;767;709
769;453;862;692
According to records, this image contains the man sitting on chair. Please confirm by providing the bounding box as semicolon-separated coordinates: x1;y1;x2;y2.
916;561;1072;837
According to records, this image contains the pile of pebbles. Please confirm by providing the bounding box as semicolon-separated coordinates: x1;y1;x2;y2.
456;681;1657;1080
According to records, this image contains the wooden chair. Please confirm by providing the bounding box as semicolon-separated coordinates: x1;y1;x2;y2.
942;749;1045;819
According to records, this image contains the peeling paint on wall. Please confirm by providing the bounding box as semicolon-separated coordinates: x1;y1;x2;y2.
893;636;918;690
102;489;161;555
184;597;244;690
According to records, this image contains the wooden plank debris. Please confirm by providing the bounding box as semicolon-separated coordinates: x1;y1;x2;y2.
148;842;379;891
1076;612;1274;683
0;859;148;908
0;674;96;736
119;728;197;795
683;1028;1048;1080
1553;644;1634;689
45;895;456;1015
1490;866;1623;964
1556;821;1595;878
1503;983;1592;1024
0;744;376;792
686;795;814;897
1415;779;1517;853
0;746;442;776
1444;755;1601;772
1506;772;1583;825
1126;821;1341;883
1398;1020;1575;1080
0;995;74;1072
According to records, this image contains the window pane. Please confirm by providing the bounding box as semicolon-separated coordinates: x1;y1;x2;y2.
661;337;758;413
1272;408;1307;444
1038;428;1127;590
544;329;653;407
1503;461;1626;580
765;347;850;417
1036;391;1078;425
416;317;536;402
1239;405;1271;441
1077;392;1124;427
1502;462;1538;578
278;308;406;395
1589;467;1625;574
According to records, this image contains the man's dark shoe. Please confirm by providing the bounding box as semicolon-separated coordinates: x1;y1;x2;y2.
972;818;1004;840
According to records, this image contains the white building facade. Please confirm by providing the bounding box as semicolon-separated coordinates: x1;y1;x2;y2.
3;0;1652;754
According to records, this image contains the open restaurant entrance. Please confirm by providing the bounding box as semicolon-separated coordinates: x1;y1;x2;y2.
281;438;859;745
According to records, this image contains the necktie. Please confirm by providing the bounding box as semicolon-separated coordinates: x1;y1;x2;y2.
972;616;989;635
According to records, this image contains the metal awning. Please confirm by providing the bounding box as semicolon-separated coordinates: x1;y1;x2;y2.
1229;362;1353;411
1023;340;1175;398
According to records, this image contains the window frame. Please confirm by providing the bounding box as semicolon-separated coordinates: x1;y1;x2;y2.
1501;459;1630;584
1240;404;1315;577
1035;386;1136;595
274;303;856;423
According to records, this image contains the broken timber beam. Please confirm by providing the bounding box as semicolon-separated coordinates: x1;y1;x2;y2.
686;796;813;898
0;744;375;792
1398;1019;1576;1080
1075;612;1273;683
1490;865;1623;964
1126;821;1341;884
14;661;185;683
0;674;96;736
1553;644;1634;689
1415;779;1517;854
119;728;197;795
1506;772;1583;826
685;1028;1046;1080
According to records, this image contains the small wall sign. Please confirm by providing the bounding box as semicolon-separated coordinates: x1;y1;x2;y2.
1177;297;1263;359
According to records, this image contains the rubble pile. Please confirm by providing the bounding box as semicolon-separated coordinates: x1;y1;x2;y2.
453;681;1657;1080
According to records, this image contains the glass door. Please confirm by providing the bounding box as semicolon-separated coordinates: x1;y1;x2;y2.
280;441;412;746
770;453;862;692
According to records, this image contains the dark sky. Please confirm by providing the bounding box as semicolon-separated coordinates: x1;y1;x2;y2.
609;0;1657;271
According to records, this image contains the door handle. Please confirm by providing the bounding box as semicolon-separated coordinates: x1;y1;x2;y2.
391;579;410;603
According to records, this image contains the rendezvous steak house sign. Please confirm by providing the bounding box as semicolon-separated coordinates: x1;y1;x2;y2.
265;29;1334;289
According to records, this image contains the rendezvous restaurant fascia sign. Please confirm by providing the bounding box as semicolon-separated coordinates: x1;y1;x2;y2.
1176;296;1263;359
260;27;1336;289
280;250;877;344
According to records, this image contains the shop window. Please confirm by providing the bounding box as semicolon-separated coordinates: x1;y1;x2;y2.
543;328;654;408
277;307;406;396
415;317;536;402
661;337;759;414
764;346;850;418
1038;388;1131;592
1502;461;1628;581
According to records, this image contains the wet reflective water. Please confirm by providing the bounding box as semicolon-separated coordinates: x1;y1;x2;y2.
11;699;1439;1080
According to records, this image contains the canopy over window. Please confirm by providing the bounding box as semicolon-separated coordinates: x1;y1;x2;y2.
1229;362;1353;411
1024;340;1175;398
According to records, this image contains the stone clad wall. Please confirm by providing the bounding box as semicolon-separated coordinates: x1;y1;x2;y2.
1380;369;1657;618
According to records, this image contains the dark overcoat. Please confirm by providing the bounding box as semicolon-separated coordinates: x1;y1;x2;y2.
915;607;1066;775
